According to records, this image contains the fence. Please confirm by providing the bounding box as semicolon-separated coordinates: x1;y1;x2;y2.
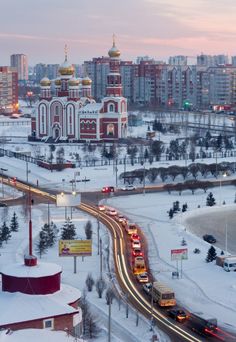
1;147;236;169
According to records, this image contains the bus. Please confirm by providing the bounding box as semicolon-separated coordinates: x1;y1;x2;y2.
152;282;176;307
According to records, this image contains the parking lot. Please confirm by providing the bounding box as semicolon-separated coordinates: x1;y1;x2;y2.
185;207;236;254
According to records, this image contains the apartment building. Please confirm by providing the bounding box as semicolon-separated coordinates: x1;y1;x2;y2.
0;66;18;114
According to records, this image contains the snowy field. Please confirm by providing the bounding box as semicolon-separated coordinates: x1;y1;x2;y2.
1;108;236;340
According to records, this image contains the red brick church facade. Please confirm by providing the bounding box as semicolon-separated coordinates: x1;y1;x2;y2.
32;39;128;142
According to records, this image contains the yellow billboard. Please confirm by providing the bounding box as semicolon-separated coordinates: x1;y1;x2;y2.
59;239;92;257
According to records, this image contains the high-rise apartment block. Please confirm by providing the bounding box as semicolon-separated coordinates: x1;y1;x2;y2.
0;66;18;114
83;54;236;110
168;56;188;66
10;54;28;81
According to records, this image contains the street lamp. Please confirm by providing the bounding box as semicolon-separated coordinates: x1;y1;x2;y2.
0;168;8;198
26;161;30;183
219;172;227;206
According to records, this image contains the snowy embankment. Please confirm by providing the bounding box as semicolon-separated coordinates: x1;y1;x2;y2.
107;187;236;334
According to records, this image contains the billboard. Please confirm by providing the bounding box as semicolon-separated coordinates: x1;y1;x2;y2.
56;193;81;207
171;248;188;261
59;239;92;257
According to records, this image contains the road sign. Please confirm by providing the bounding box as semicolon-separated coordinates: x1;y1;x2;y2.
171;248;188;261
59;239;92;257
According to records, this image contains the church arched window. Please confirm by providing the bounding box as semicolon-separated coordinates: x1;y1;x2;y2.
67;106;74;135
40;105;46;134
109;103;115;112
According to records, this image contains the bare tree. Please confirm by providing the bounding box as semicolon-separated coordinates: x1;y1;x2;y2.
85;273;95;292
96;277;106;298
84;220;93;239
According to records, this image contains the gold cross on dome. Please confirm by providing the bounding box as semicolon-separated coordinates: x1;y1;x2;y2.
64;44;68;61
112;33;116;47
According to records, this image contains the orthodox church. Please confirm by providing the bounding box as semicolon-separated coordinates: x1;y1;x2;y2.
32;39;128;142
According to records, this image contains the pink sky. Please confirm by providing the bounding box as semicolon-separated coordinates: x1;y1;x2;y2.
1;0;236;65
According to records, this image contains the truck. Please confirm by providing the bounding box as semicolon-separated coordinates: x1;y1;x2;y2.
188;313;217;337
223;256;236;272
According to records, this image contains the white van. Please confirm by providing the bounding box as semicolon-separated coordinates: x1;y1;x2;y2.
223;257;236;272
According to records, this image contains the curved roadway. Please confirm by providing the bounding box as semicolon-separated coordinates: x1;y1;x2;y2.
3;178;236;341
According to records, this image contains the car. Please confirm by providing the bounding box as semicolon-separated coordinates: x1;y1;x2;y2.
167;308;189;323
132;239;141;249
98;204;105;211
121;185;136;191
132;248;143;258
203;234;216;243
125;223;138;235
130;233;140;242
106;208;117;216
136;272;149;283
102;186;115;193
143;282;152;295
0;202;7;207
115;214;126;223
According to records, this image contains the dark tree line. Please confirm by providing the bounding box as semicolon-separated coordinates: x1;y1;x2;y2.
120;161;235;185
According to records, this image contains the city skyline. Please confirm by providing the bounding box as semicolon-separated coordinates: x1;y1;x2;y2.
1;0;236;65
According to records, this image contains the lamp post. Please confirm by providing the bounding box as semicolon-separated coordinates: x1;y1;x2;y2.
26;161;31;183
0;167;8;198
143;165;146;195
225;220;228;254
219;172;227;206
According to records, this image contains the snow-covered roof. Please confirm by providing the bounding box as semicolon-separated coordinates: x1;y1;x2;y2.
79;103;103;113
0;329;83;342
0;284;80;326
1;262;62;278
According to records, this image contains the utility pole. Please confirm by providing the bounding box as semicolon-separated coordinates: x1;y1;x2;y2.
108;298;111;342
0;168;8;198
100;238;103;278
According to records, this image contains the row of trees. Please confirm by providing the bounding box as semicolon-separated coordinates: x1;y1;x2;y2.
120;161;236;185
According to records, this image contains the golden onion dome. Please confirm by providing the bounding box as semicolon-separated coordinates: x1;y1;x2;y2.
108;45;121;58
69;77;80;86
82;76;92;86
59;60;74;76
40;77;51;86
108;36;121;58
54;78;61;86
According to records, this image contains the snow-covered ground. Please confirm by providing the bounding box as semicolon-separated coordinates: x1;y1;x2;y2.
1;111;236;340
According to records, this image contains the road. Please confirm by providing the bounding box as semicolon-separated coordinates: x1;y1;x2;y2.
2;179;236;341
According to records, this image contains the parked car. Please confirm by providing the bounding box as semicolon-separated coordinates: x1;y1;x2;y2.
0;202;7;207
121;185;136;191
167;308;189;322
203;234;216;243
136;272;149;283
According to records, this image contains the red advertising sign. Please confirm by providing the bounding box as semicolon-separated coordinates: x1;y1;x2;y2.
171;248;188;261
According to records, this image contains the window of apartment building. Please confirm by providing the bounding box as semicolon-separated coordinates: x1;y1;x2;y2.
43;318;54;329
